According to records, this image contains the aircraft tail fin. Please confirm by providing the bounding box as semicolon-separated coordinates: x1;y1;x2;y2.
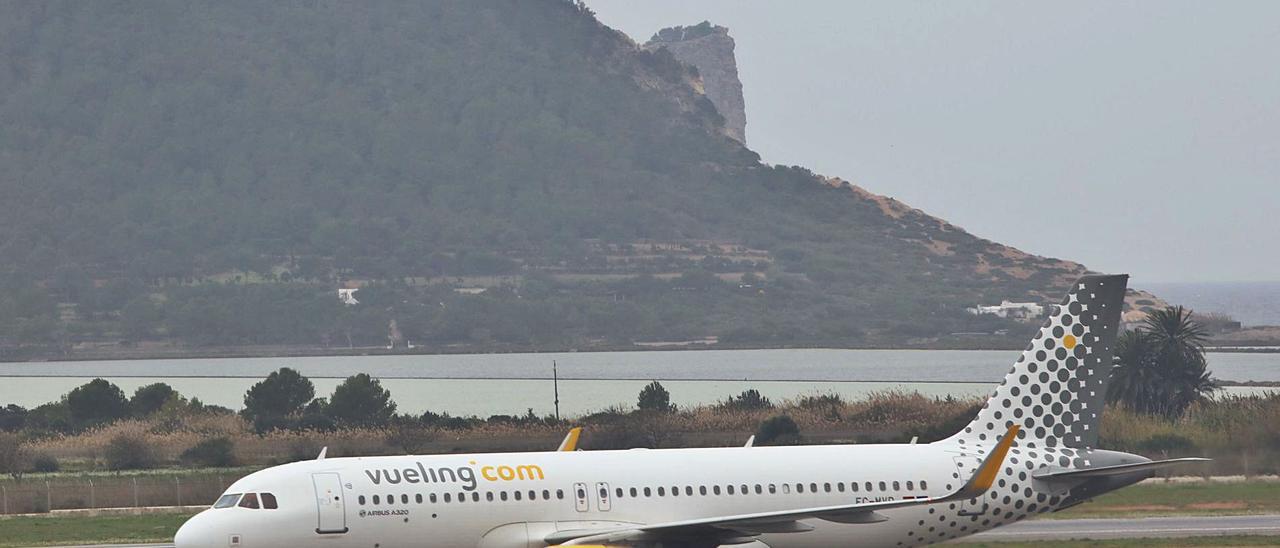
949;274;1128;449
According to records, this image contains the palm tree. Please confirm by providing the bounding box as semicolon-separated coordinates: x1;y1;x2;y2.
1107;306;1217;418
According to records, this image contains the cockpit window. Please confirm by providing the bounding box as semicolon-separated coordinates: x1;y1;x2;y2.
261;493;278;509
238;492;260;509
214;494;241;509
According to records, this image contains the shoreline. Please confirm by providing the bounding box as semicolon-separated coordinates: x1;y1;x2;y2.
5;341;1277;365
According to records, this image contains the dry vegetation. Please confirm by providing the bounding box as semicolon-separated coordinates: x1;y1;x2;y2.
12;391;1280;477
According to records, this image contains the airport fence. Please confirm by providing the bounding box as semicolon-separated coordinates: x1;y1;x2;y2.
0;474;228;515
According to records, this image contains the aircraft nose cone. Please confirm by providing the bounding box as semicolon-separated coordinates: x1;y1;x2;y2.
174;512;211;548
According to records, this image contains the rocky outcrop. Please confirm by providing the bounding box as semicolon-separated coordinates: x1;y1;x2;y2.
645;22;747;144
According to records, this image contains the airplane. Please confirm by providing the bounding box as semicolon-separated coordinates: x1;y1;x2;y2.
174;274;1207;548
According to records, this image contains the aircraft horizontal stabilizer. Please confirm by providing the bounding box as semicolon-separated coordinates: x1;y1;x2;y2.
1032;457;1210;481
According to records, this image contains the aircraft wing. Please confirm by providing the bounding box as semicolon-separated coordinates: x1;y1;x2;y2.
548;426;1019;547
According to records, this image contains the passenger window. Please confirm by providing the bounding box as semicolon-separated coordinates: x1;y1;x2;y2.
657;487;665;496
616;488;624;498
851;482;859;492
458;492;467;503
528;490;536;500
713;485;721;495
473;492;480;502
699;486;707;496
387;494;394;504
238;493;260;509
865;482;873;492
921;481;928;490
837;482;845;492
402;494;409;504
685;486;693;496
782;484;790;494
630;487;638;497
358;495;366;506
430;493;438;503
373;495;381;505
543;490;550;500
416;494;423;503
768;484;776;494
214;494;241;509
556;489;564;500
811;483;818;493
755;484;763;494
515;490;523;501
741;484;748;495
892;481;900;491
879;482;887;491
500;492;508;501
261;493;278;509
796;483;805;493
444;493;451;503
671;486;679;497
486;492;494;502
643;487;651;497
727;485;735;495
906;481;914;491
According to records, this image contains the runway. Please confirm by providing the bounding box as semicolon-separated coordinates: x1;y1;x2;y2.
959;514;1280;542
29;514;1280;547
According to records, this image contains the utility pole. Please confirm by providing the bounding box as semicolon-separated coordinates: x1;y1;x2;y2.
552;360;560;422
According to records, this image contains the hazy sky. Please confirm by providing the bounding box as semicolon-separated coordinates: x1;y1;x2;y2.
587;1;1279;283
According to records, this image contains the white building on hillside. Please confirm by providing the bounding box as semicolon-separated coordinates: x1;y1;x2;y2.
967;300;1044;320
338;288;360;305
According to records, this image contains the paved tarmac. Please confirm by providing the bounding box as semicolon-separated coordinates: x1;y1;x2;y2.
30;514;1280;547
959;514;1280;542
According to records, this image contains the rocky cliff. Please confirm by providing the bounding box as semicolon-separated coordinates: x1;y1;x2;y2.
645;22;748;144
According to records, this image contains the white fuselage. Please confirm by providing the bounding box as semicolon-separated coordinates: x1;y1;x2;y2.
176;439;1092;548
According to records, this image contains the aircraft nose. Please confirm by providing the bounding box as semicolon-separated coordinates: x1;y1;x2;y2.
174;512;214;548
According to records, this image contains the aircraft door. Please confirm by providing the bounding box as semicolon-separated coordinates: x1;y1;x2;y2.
312;473;349;534
573;482;589;512
951;456;988;516
595;482;612;511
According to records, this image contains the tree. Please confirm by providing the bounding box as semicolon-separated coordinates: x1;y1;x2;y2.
721;389;773;410
327;374;396;426
637;381;674;413
130;383;182;417
0;404;27;432
66;379;129;427
242;368;315;426
1108;306;1217;418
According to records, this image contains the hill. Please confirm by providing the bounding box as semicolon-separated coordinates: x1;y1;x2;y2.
0;1;1091;358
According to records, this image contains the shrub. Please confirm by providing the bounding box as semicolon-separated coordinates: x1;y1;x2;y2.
30;453;60;473
637;381;674;413
0;432;30;479
104;433;157;470
181;437;237;467
720;389;772;411
756;415;800;446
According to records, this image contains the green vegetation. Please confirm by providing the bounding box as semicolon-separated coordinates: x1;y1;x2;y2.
1109;307;1217;418
0;0;1087;358
755;415;801;445
1054;481;1280;519
637;381;675;413
0;512;195;547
